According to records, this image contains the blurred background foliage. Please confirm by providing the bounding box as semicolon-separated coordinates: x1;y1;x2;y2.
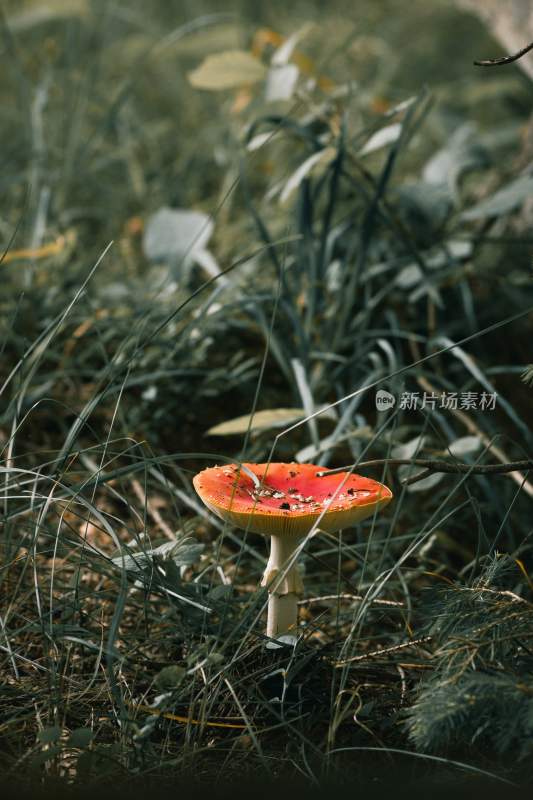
0;0;532;791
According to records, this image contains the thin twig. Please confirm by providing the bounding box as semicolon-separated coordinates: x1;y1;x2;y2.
317;458;533;482
462;586;531;606
298;592;403;608
474;41;533;67
335;635;433;667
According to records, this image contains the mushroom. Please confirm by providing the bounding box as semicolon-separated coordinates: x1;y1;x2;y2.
193;462;392;643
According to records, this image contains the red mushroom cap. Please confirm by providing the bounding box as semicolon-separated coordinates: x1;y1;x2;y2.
193;462;392;537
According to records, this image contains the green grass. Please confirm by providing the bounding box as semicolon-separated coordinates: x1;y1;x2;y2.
1;0;533;791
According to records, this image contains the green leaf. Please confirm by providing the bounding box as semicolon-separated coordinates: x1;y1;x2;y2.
31;745;63;766
68;728;94;748
208;585;233;601
188;50;266;90
111;535;204;573
359;123;402;156
37;726;61;744
423;123;488;198
155;665;186;691
461;173;533;220
406;471;444;493
279;147;336;204
205;651;225;665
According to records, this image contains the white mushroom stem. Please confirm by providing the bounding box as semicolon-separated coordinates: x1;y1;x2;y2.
261;534;304;640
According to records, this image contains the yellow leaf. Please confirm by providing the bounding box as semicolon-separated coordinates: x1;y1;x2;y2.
8;0;88;31
207;408;308;436
188;50;266;90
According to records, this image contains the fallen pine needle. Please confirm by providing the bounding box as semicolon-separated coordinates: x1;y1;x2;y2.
1;235;66;264
134;703;247;729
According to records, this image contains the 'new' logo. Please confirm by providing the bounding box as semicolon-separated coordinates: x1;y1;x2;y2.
375;389;396;411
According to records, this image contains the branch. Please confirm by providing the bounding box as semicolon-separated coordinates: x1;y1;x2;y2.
474;40;533;67
317;458;533;486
